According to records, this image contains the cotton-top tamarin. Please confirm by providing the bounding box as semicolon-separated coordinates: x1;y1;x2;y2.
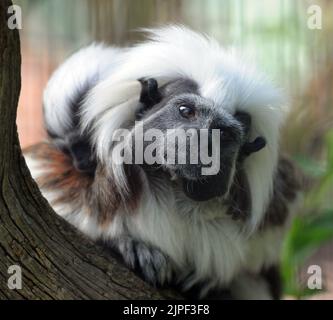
24;26;301;299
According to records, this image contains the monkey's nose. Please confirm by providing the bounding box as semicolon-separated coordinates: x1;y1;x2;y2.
208;124;235;144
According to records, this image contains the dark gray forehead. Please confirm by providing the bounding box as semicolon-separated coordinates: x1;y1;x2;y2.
160;78;216;115
160;78;199;97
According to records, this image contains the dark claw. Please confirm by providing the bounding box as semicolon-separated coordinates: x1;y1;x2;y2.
241;136;266;157
139;78;162;108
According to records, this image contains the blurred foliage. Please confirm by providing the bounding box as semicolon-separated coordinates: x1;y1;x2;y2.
282;130;333;298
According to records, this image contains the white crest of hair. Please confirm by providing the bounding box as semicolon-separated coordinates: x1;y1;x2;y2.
80;25;289;232
43;43;124;138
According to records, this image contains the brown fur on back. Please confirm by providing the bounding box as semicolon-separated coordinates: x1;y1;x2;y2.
24;142;122;227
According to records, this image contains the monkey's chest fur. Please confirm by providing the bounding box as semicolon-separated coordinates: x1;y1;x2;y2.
24;142;300;299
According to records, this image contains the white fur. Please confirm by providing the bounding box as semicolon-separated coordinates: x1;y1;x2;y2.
43;44;123;137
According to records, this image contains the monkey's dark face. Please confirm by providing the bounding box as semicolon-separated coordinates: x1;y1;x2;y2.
135;78;265;201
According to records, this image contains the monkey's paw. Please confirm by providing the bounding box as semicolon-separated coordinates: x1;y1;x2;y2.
110;236;173;287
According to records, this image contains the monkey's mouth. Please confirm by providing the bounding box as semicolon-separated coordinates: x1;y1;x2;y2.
168;168;231;202
181;173;230;202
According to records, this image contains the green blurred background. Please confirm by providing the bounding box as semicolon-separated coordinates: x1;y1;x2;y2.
14;0;333;299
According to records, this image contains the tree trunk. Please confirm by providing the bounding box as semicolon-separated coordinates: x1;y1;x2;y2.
0;0;178;300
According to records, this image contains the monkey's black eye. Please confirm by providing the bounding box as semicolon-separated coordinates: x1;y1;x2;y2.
179;105;196;119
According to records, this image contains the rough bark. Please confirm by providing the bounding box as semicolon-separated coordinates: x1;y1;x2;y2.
0;0;179;300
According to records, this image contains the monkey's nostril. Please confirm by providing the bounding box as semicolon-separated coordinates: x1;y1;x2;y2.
219;129;234;141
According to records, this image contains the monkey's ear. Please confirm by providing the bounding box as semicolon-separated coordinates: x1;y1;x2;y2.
138;78;162;109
